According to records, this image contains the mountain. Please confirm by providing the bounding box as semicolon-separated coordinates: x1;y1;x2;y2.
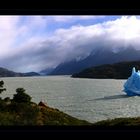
39;68;54;75
0;67;23;77
22;72;40;76
0;67;40;77
49;46;140;75
72;60;140;79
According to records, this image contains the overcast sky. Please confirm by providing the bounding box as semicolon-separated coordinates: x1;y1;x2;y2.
0;15;140;72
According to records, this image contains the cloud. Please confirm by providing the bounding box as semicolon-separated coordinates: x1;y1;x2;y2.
0;16;47;54
0;16;20;55
1;16;140;72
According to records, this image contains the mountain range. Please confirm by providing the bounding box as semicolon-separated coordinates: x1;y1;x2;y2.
2;46;140;77
0;67;40;77
47;46;140;75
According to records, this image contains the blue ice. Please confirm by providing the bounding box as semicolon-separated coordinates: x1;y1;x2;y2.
124;67;140;96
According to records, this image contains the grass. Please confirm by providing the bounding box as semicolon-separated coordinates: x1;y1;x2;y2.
0;99;92;125
93;117;140;127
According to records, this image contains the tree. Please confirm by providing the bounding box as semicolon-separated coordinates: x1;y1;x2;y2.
13;88;31;103
0;80;6;94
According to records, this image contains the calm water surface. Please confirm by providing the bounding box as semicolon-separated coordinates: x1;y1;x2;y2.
2;76;140;123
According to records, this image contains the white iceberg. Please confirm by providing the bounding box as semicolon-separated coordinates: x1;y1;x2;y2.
124;67;140;96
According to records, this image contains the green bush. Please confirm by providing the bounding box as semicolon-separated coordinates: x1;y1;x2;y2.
0;80;6;94
13;88;31;103
0;81;92;125
4;97;11;102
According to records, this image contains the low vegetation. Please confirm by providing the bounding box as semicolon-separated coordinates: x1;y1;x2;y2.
93;117;140;127
0;80;6;94
1;79;140;126
0;80;91;125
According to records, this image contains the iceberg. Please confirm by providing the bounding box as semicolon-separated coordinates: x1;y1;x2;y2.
124;67;140;96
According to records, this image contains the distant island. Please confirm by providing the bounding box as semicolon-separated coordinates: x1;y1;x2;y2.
72;60;140;79
0;67;40;77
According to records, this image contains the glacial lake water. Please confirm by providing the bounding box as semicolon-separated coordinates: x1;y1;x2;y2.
1;76;140;123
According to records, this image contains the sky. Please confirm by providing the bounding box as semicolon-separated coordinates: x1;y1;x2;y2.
1;15;140;72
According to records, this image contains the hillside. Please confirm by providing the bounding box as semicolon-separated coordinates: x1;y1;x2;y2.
93;117;140;127
0;67;40;77
0;81;91;125
0;100;91;125
72;60;140;79
22;72;40;77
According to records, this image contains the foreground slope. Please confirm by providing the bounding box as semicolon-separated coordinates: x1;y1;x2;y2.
0;100;91;125
93;117;140;127
0;82;91;125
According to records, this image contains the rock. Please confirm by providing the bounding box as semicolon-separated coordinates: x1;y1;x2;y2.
38;101;48;107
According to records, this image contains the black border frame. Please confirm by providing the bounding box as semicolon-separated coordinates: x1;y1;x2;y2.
1;0;140;137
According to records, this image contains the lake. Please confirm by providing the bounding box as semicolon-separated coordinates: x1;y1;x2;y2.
1;76;140;123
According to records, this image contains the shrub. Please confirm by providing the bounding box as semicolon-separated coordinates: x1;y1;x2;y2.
13;88;31;103
0;80;6;94
4;97;11;102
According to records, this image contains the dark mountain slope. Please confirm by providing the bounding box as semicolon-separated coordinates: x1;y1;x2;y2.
72;60;140;79
0;67;40;77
